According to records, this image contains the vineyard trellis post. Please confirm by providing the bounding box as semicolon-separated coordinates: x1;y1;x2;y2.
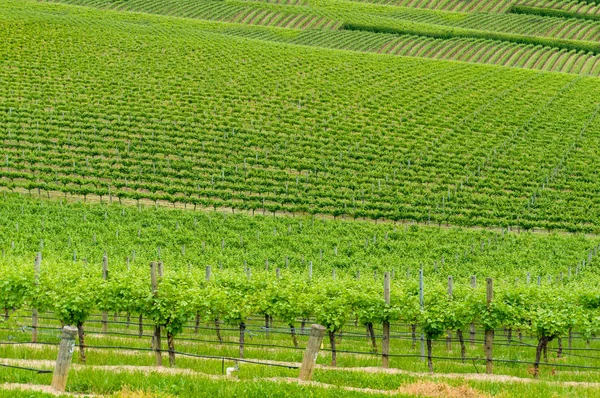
419;268;425;361
470;275;476;346
298;324;326;381
32;252;41;343
150;261;162;366
102;253;108;333
485;278;493;374
51;326;77;392
447;276;453;351
382;271;390;368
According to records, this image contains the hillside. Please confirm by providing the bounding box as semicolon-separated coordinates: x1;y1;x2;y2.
2;1;600;396
2;0;600;232
44;0;600;75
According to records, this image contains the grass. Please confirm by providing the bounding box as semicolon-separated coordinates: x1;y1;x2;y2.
3;347;600;397
3;309;600;384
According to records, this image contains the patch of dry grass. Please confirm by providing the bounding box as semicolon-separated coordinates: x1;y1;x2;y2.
397;381;489;398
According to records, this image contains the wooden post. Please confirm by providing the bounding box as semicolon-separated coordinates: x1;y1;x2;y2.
51;326;77;392
485;278;493;374
298;324;326;381
447;276;453;351
205;265;211;281
32;252;41;343
419;268;425;361
309;261;313;281
102;253;108;333
470;275;476;346
150;262;162;366
382;272;391;368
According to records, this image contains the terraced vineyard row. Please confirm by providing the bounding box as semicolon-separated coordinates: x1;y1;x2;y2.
2;194;597;278
349;0;598;16
229;28;600;76
47;0;600;45
44;0;341;29
44;0;600;78
514;0;600;20
346;0;517;13
2;0;600;232
372;6;600;42
4;257;600;375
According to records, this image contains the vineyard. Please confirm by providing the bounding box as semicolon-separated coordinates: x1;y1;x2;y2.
2;0;600;396
42;0;600;74
2;194;600;395
3;0;600;233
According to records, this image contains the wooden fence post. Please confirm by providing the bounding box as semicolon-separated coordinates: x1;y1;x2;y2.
102;253;108;333
447;276;453;351
382;272;391;368
32;252;41;343
150;261;162;366
298;324;326;381
470;275;476;346
419;268;425;361
485;278;494;374
51;326;77;392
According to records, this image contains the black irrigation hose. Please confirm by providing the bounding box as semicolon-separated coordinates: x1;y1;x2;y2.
3;340;600;372
53;344;299;369
175;336;303;351
172;351;299;369
4;325;600;357
19;314;600;343
0;363;52;374
31;313;600;342
0;341;58;346
5;326;600;358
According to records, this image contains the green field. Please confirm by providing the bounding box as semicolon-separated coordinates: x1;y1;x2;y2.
3;0;600;232
2;0;600;396
41;0;600;75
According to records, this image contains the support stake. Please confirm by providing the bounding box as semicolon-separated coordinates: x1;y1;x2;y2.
298;324;326;381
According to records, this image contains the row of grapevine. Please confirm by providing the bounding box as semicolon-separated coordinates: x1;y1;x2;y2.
514;0;600;19
45;0;341;30
341;0;515;13
366;6;600;42
46;0;600;52
273;28;600;76
1;194;598;280
347;0;599;16
3;259;600;375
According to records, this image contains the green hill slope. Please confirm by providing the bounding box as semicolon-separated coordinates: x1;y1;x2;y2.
2;0;600;232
